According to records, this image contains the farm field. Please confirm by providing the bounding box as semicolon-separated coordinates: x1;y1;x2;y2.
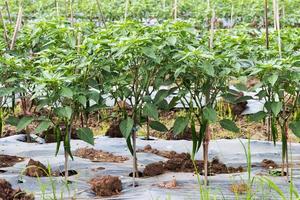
0;0;300;199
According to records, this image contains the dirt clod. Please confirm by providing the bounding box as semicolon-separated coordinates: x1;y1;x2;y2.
0;155;24;168
90;175;122;197
25;159;48;177
261;159;278;169
139;146;243;176
230;183;248;194
158;179;177;189
0;179;34;200
74;148;128;163
143;162;165;176
105;120;123;138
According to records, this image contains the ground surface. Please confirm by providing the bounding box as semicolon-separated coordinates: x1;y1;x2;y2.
0;135;300;199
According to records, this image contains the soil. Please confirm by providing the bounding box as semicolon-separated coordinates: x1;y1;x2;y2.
158;179;177;189
89;175;122;197
25;159;48;177
74;147;128;162
230;182;248;194
0;179;34;200
143;162;165;176
40;127;79;143
0;155;24;168
166;127;193;140
140;145;243;177
230;92;248;117
261;159;278;169
105;120;123;138
128;171;144;177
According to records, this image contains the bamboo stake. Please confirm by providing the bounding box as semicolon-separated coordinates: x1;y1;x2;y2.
0;10;10;48
4;1;12;24
272;0;276;30
55;0;59;17
230;3;234;28
207;0;210;10
173;0;178;20
10;7;23;50
95;0;106;27
273;0;282;58
70;0;74;27
209;9;215;49
124;0;129;21
264;0;269;49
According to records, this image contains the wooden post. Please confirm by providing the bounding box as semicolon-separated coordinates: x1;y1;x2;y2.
5;1;12;24
124;0;129;21
265;0;269;49
209;9;215;49
10;7;23;50
0;10;10;48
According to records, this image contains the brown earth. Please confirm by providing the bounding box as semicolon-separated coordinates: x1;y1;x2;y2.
25;159;48;177
0;179;34;200
89;175;122;197
74;147;128;162
0;155;24;168
143;162;165;176
39;127;79;143
141;145;243;177
261;159;278;169
105;120;123;138
230;182;248;194
158;179;177;189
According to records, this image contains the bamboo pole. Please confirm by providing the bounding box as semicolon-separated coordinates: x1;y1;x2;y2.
4;1;12;24
264;0;269;49
0;10;10;48
173;0;178;20
10;7;23;50
230;3;234;28
95;0;106;27
209;9;215;49
70;0;74;27
273;0;282;58
124;0;129;21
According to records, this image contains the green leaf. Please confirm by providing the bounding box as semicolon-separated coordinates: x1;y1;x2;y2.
173;117;189;135
203;107;217;123
234;83;248;91
17;116;34;131
35;121;52;134
290;121;300;138
0;87;14;97
167;36;177;46
119;117;133;139
60;87;73;98
249;111;267;122
149;121;168;132
142;47;157;60
77;95;87;107
143;103;159;120
77;128;94;145
202;62;214;76
265;102;282;116
220;119;239;133
154;89;168;105
267;74;278;86
5;116;19;126
54;107;72;120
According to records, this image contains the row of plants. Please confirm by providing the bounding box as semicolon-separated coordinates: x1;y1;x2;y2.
2;0;300;28
0;16;299;186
